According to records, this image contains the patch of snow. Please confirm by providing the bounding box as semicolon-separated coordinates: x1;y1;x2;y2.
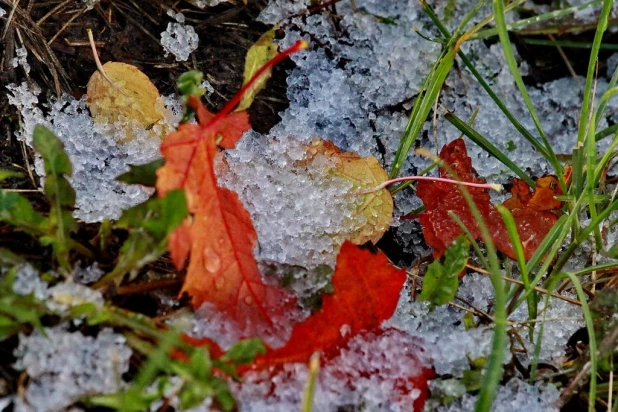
264;1;440;160
233;329;431;411
161;11;199;62
7;82;178;222
510;293;584;366
258;0;308;24
387;290;497;377
190;298;298;349
47;281;105;311
199;80;215;96
431;378;560;412
436;43;618;180
11;264;48;300
82;0;101;10
219;134;369;270
11;46;30;74
13;326;132;412
72;262;105;284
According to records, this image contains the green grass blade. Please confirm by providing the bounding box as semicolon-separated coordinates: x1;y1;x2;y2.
521;38;618;50
492;0;563;189
596;70;618;128
572;0;615;197
496;205;537;322
563;272;598;412
423;2;557;176
444;111;535;187
389;50;454;178
472;0;603;39
596;124;618;141
391;0;489;178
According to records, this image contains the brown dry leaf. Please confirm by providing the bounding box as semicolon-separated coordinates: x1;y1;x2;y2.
304;138;393;245
236;27;278;111
86;62;170;141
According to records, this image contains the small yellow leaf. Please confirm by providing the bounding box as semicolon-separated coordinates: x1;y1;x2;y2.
304;139;393;245
236;27;278;111
86;62;170;141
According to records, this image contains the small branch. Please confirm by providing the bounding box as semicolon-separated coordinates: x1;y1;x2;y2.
86;29;126;96
356;175;502;195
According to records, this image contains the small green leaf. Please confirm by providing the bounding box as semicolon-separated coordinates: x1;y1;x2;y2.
462;312;476;330
418;235;470;307
237;27;278;111
177;71;206;123
221;338;266;364
116;158;165;187
0;248;25;268
33;125;77;271
177;71;205;100
97;190;187;286
0;170;23;182
461;369;483;391
0;191;47;235
33;125;72;176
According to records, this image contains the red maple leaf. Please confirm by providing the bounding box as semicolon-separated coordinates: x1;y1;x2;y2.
178;242;433;410
156;42;307;343
416;138;561;260
251;241;407;366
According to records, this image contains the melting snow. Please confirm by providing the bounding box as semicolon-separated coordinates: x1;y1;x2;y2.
13;326;132;412
161;11;200;62
233;329;431;412
7;82;179;222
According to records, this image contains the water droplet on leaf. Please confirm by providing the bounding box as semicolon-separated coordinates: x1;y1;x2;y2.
204;248;222;273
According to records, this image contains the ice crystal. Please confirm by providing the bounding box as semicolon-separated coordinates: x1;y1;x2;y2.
11;46;30;74
11;264;48;300
219;134;365;269
14;326;132;412
432;378;560;412
233;329;430;411
161;11;199;62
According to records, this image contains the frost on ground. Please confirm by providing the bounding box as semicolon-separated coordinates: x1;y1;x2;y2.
387;287;497;377
431;378;560;412
220;135;371;269
11;46;30;74
233;329;431;412
7;82;179;222
458;273;584;367
10;263;105;312
11;326;132;412
261;1;440;162
161;11;199;61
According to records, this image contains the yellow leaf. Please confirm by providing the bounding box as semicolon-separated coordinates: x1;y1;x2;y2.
86;62;170;141
236;27;278;111
304;139;393;245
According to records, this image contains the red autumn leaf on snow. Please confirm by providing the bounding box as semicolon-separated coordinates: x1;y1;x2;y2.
252;241;407;366
180;242;433;410
156;42;307;342
416;138;562;260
